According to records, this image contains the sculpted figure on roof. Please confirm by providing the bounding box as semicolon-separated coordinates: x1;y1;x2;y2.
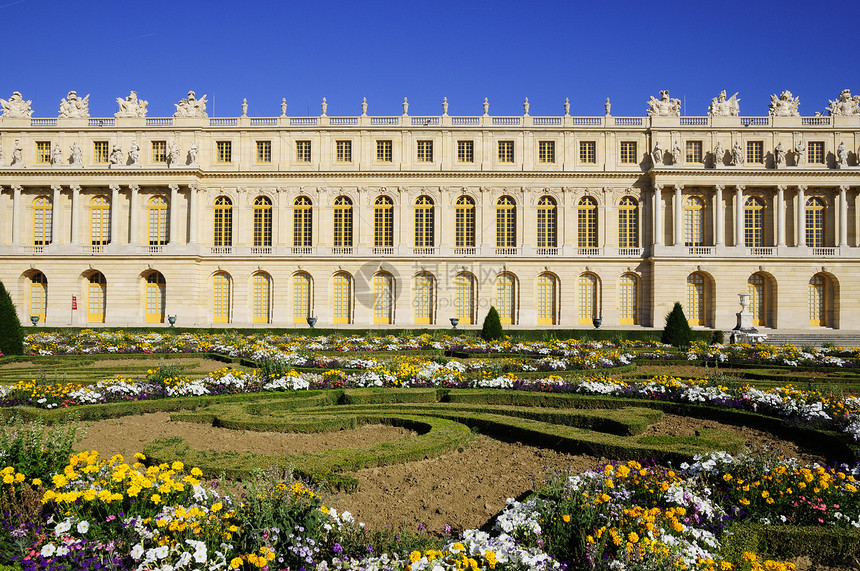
769;90;800;117
0;91;33;118
116;91;149;118
174;91;208;118
827;89;860;117
646;90;681;117
708;90;740;116
59;91;90;118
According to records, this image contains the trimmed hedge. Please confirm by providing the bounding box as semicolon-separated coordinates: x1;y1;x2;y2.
720;523;860;567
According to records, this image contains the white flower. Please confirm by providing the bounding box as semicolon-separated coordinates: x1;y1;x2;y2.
40;543;56;557
54;518;72;536
77;520;90;534
130;543;145;560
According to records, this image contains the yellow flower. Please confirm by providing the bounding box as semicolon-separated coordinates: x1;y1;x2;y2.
31;478;42;486
628;532;639;543
151;493;161;504
211;502;223;513
410;551;422;563
230;557;243;569
562;514;571;523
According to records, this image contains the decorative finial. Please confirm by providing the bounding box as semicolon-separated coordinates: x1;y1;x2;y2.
361;97;368;116
321;97;327;117
483;97;489;116
563;97;570;117
402;97;409;116
523;97;530;116
281;98;287;117
442;97;449;116
241;98;248;117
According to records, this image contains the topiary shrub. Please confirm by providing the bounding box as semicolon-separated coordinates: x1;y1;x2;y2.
481;306;504;342
661;301;693;347
0;280;23;356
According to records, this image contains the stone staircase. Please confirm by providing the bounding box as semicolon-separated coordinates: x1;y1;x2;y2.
752;331;860;348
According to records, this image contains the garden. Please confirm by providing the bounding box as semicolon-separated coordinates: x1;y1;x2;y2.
1;326;860;570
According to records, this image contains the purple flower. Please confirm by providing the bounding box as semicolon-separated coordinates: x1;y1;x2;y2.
332;543;343;555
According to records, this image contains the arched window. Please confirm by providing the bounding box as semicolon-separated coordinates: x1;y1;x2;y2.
292;272;312;324
619;273;638;325
496;196;516;248
145;272;165;323
809;274;826;327
90;196;111;246
252;272;271;324
33;196;52;245
213;272;231;323
373;273;394;324
333;196;353;248
536;196;557;249
455;196;475;249
537;273;557;325
686;273;705;326
374;196;394;248
293;196;313;248
806;197;825;248
332;272;352;324
414;273;435;325
213;197;233;247
578;273;598;324
577;197;597;248
30;272;47;322
684;197;704;247
744;197;764;248
148;196;169;246
253;196;272;248
454;273;475;325
748;274;765;327
618;197;638;249
495;273;516;325
88;272;106;323
414;196;434;248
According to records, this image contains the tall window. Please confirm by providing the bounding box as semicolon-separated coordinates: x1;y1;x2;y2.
30;272;47;322
455;196;475;248
578;273;598;325
332;272;352;324
538;141;555;164
152;141;167;163
216;141;232;163
454;273;474;324
495;196;516;248
618;197;638;249
620;142;637;164
577;197;597;248
619;273;638;325
373;273;393;324
416;140;433;162
213;272;231;323
293;196;313;248
94;141;109;163
296;140;311;162
686;273;705;326
744;197;764;247
498;141;514;163
145;272;165;323
90;196;111;246
414;196;434;248
336;140;352;163
252;196;272;248
376;140;392;162
685;141;703;163
536;196;557;248
148;196;169;245
809;274;825;327
252;272;271;324
495;273;516;325
684;197;704;247
808;142;825;165
33;196;52;245
806;197;824;248
746;141;763;164
580;141;596;164
36;141;51;164
414;273;434;325
748;274;765;327
256;141;272;163
213;196;233;247
333;196;353;247
88;272;106;323
537;273;556;325
293;273;312;324
457;140;474;163
374;196;394;248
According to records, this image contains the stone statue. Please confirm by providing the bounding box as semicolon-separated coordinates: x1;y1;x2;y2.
604;97;611;116
109;143;123;165
442;97;448;116
713;141;724;166
70;142;83;166
837;141;848;168
0;91;33;118
167;141;181;166
646;90;681;117
58;91;90;118
241;98;248;117
775;142;785;168
672;140;682;164
795;140;806;166
188;143;199;166
10;140;22;166
732;141;744;166
769;90;800;117
51;144;63;166
115;91;148;117
827;89;860;117
173;91;208;118
362;97;368;116
321;97;328;117
483;97;489;116
708;90;740;116
402;97;409;116
523;97;530;116
564;97;570;116
651;141;663;165
128;142;140;166
280;98;287;117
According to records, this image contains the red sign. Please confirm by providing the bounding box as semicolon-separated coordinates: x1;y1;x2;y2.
72;296;77;310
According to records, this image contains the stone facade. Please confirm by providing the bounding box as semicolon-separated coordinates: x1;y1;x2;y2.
0;90;858;329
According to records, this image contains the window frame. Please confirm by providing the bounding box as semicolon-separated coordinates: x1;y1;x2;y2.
497;140;514;163
296;140;312;163
36;141;52;164
151;141;167;163
336;140;352;163
579;141;596;164
376;140;393;163
457;140;474;163
93;141;110;164
416;140;433;163
256;140;272;163
746;141;764;164
538;141;555;164
685;141;703;164
619;141;637;164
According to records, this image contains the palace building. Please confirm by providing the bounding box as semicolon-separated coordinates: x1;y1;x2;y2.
0;89;858;330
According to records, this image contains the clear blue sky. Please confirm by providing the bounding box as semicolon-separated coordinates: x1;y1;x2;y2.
4;0;857;118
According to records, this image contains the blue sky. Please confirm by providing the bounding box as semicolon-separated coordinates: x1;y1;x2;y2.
3;0;857;118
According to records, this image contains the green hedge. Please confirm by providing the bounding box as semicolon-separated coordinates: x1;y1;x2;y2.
720;523;860;566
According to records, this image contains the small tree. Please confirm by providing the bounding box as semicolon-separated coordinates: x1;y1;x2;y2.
0;280;24;356
480;306;504;341
661;301;693;347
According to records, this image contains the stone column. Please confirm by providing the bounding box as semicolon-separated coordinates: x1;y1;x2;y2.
11;185;21;245
673;185;683;246
797;185;806;247
169;184;179;244
187;184;198;244
776;185;786;247
714;185;724;246
128;184;139;245
735;185;744;247
653;185;663;246
51;184;62;245
839;185;849;247
70;185;80;245
109;184;120;247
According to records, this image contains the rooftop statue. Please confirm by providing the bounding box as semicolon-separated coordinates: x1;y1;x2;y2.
769;90;800;117
708;90;740;116
646;90;681;117
173;91;208;118
827;89;860;117
59;91;90;118
0;91;33;118
116;91;149;118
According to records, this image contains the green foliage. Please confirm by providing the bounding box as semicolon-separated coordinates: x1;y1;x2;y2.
0;281;23;356
257;357;288;383
480;306;503;341
661;301;694;347
719;524;860;567
0;415;80;482
146;361;186;387
336;523;444;561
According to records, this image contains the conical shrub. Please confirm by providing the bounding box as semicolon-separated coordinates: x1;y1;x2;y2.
0;280;24;356
480;306;504;341
661;301;693;347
